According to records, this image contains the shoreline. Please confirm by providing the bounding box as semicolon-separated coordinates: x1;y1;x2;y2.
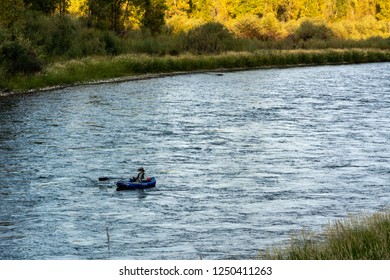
1;49;390;97
0;62;368;97
0;65;307;97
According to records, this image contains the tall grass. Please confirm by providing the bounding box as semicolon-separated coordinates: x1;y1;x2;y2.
262;211;390;260
4;49;390;92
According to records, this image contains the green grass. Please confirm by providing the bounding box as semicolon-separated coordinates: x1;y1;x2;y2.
261;211;390;260
3;49;390;93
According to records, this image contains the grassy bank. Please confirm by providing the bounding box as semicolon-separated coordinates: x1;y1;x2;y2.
261;211;390;260
3;48;390;93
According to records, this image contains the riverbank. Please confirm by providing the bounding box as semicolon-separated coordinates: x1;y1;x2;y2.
2;48;390;96
260;211;390;260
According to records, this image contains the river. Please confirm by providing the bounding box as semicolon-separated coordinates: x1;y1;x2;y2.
1;63;390;259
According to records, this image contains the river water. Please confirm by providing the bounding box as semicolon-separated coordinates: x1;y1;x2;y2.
1;63;390;260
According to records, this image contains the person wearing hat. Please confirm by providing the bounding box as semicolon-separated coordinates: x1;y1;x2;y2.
132;167;146;182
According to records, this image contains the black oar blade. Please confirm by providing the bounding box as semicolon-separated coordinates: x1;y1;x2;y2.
99;177;110;181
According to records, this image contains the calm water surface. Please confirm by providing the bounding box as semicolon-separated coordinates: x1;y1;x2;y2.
1;63;390;259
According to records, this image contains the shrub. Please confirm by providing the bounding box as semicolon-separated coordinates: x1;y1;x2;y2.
284;20;301;37
380;20;390;34
186;22;233;54
355;15;380;38
138;0;167;35
232;14;262;39
0;24;9;43
166;14;205;33
102;31;124;55
295;19;334;41
232;13;285;41
71;28;106;57
44;15;78;57
0;38;43;75
330;20;358;39
23;10;50;48
127;37;164;55
259;13;285;40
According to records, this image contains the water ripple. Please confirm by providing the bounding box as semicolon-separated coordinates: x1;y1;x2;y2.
1;63;390;259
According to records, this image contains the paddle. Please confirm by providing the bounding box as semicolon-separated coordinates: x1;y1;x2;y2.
98;177;110;181
98;177;124;181
99;176;136;181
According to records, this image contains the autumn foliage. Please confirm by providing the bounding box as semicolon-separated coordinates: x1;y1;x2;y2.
1;0;390;77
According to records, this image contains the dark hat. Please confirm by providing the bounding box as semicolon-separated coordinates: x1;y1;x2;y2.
138;167;145;172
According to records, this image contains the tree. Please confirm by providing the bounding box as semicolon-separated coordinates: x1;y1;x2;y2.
376;0;390;20
58;0;70;14
68;0;85;14
299;0;327;19
188;0;214;21
111;0;125;33
140;0;167;34
209;0;230;22
85;0;127;33
354;0;376;19
278;0;304;21
335;0;351;19
0;0;26;37
85;0;167;34
165;0;191;18
230;0;267;18
24;0;69;15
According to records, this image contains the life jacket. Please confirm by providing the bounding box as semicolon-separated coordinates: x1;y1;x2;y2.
136;172;145;181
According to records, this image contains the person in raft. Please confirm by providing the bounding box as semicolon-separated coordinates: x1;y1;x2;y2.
132;167;148;182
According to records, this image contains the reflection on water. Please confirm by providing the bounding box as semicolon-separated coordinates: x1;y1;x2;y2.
1;63;390;259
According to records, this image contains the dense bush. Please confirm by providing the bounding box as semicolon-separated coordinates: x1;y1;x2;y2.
102;31;124;55
232;13;285;41
259;13;285;40
186;22;233;54
0;39;43;75
23;11;57;55
36;14;79;57
330;20;359;39
0;25;9;49
166;14;205;33
295;19;334;41
232;14;263;39
70;28;106;57
355;15;382;38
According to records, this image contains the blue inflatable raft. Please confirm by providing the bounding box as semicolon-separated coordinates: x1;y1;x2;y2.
116;177;156;191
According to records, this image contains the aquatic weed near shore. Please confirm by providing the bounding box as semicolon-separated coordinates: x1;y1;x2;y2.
2;49;390;93
261;211;390;260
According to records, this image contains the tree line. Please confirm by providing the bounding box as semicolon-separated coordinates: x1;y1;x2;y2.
2;0;390;35
0;0;167;35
